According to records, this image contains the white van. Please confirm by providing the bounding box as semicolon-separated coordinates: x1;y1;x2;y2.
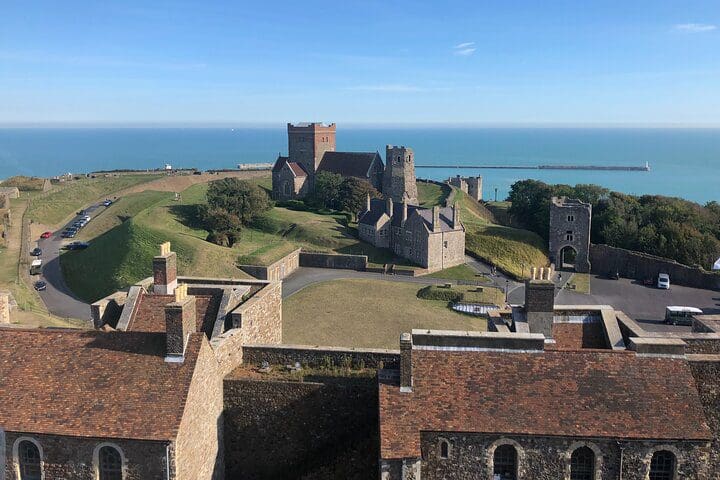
664;306;703;326
657;273;670;289
30;259;42;275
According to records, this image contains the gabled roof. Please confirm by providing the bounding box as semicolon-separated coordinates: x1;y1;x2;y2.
0;327;204;441
317;151;382;179
379;349;712;459
388;204;458;232
128;292;221;338
287;162;308;177
272;155;289;172
358;198;390;226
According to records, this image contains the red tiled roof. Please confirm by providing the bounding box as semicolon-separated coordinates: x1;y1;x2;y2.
0;328;204;441
129;293;220;337
379;349;712;459
287;162;308;177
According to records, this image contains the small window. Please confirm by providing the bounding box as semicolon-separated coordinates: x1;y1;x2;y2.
649;450;675;480
443;241;448;248
99;445;123;480
570;446;595;480
18;440;42;480
568;215;575;222
493;444;517;480
439;439;450;459
566;230;574;242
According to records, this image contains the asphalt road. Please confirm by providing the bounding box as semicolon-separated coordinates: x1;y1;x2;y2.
557;274;720;332
33;202;107;321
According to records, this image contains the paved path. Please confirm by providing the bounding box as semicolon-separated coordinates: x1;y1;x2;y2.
35;203;107;321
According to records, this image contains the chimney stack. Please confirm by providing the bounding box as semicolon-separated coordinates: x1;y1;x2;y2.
525;273;555;338
401;201;408;224
451;203;460;229
153;242;177;295
165;283;196;362
386;197;394;217
400;332;413;392
365;193;371;213
432;206;441;232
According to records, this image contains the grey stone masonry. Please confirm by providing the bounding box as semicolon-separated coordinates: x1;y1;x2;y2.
400;333;413;392
525;279;555;338
165;291;196;359
384;145;418;205
549;197;591;272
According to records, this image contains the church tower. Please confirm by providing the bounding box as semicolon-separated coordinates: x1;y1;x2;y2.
287;122;336;177
383;145;418;205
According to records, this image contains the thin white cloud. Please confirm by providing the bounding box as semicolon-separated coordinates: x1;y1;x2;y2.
453;42;476;56
674;23;717;33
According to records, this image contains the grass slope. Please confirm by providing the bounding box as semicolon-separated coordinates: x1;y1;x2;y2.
27;175;158;226
78;190;172;240
455;188;548;279
283;279;487;349
417;181;450;207
427;264;490;283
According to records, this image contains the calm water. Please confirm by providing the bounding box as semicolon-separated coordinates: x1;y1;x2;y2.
0;128;718;203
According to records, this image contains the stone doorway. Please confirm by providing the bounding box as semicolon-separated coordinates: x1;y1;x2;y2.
560;245;578;270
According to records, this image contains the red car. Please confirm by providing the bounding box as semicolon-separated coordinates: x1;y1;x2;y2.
40;231;52;239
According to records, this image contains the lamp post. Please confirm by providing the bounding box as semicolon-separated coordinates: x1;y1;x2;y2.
505;279;509;303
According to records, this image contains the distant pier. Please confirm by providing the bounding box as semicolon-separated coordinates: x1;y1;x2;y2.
416;162;650;172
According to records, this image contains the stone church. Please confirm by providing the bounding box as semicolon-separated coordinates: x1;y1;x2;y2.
272;122;418;205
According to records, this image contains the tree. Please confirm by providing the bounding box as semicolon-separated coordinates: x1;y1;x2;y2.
308;171;343;210
205;178;271;225
338;177;381;219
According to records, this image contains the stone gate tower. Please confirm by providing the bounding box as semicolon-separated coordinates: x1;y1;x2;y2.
383;145;418;205
548;197;591;273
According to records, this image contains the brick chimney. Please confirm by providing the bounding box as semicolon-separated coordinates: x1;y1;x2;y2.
432;206;441;232
164;283;196;362
400;332;413;392
153;242;177;295
451;203;460;229
386;197;394;217
525;273;555;338
401;201;408;224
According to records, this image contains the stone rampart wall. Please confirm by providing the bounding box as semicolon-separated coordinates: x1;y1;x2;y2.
242;344;399;369
689;359;720;475
239;248;301;281
590;244;720;290
224;376;378;479
299;251;368;271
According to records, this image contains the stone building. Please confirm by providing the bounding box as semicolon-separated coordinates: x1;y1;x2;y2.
272;123;415;204
549;196;592;272
378;274;720;479
447;175;482;201
357;197;465;272
0;243;282;480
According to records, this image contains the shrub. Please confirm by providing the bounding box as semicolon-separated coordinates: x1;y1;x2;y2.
276;200;309;211
416;285;462;302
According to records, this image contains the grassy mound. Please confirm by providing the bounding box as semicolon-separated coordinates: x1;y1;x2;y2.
1;176;46;191
417;284;504;305
27;175;158;226
417;181;450;207
78;190;172;240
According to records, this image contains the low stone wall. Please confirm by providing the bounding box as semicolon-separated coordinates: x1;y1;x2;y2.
689;358;720;475
0;291;10;324
590;244;720;290
299;251;368;271
242;344;399;369
239;248;301;281
224;375;379;479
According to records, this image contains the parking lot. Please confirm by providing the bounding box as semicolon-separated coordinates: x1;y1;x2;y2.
557;274;720;332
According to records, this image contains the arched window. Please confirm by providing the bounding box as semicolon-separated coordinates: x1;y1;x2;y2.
18;440;42;480
98;445;123;480
649;450;675;480
493;444;517;480
439;439;449;459
570;446;594;480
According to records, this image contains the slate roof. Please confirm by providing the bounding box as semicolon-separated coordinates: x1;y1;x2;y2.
358;198;389;226
0;327;203;441
128;292;221;338
272;155;289;172
379;349;712;459
317;151;381;178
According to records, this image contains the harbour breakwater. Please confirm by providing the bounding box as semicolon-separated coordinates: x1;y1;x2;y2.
417;162;650;172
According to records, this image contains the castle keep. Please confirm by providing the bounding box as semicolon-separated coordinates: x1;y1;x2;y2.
272;122;416;204
549;196;592;272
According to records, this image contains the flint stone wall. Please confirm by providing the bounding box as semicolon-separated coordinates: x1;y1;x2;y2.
299;251;368;270
242;344;399;369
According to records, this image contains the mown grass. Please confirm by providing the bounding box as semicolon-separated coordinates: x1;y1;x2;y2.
567;273;591;294
417;181;450;207
26;175;158;226
78;190;172;240
283;279;487;349
454;188;549;279
426;263;490;283
417;284;505;305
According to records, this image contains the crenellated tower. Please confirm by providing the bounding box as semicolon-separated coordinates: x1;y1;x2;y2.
383;145;418;205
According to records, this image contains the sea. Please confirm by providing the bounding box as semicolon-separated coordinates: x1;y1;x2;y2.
0;127;718;204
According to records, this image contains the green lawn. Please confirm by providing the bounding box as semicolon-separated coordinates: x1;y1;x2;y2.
567;273;591;294
26;175;159;226
283;279;487;349
426;263;490;283
417;181;450;207
78;190;172;240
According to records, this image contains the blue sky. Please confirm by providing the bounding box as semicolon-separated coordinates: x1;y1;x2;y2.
1;0;719;125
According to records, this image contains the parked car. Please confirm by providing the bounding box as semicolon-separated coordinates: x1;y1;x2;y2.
657;273;671;289
665;306;703;325
33;280;47;291
65;241;90;250
77;209;86;215
30;247;42;256
62;230;77;238
102;199;113;206
40;231;52;239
